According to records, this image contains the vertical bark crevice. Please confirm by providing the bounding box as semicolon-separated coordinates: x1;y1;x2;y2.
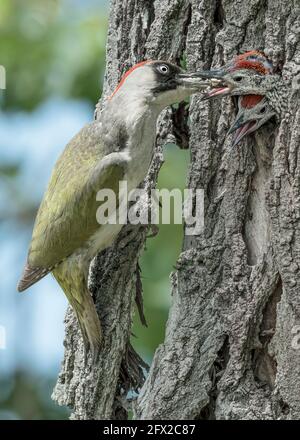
176;2;192;66
213;0;224;30
198;335;230;420
242;139;273;266
168;3;192;150
251;278;282;389
135;261;148;327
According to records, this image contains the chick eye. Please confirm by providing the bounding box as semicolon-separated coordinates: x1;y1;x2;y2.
158;64;169;75
234;75;243;82
260;106;266;114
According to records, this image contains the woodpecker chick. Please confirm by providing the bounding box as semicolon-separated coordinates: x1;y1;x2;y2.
228;97;276;146
193;51;277;146
218;70;289;118
17;60;211;361
226;52;274;146
199;69;288;117
194;50;273;99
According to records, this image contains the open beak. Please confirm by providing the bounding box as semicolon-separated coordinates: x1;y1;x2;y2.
228;115;245;135
230;120;257;147
202;86;231;99
176;72;223;90
190;69;231;99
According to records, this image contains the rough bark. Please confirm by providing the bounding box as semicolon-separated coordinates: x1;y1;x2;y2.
53;0;300;420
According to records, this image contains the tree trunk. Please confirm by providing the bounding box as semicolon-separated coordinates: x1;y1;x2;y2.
52;0;300;420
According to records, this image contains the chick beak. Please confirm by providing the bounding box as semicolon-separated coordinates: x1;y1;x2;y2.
231;121;257;147
202;87;231;99
176;72;223;90
227;115;245;135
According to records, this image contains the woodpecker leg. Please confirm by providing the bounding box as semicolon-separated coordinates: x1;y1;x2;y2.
118;226;142;249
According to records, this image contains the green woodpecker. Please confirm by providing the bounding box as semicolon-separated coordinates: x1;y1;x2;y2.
18;60;212;360
197;68;289;118
228;97;276;146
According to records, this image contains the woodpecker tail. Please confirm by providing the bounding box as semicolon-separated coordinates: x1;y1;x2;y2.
52;263;102;363
17;262;50;292
73;290;102;362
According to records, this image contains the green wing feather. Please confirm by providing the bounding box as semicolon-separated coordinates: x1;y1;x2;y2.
18;122;126;290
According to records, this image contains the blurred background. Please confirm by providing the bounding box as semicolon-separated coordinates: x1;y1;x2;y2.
0;0;189;419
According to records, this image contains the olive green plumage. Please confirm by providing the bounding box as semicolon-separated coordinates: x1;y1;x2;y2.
18;121;125;358
27;122;124;270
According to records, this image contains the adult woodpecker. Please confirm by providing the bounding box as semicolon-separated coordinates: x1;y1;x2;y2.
17;60;212;360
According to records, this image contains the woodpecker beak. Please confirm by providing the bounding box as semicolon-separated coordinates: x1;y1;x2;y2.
192;69;226;79
228;115;245;135
191;69;231;99
229;119;257;147
176;72;223;90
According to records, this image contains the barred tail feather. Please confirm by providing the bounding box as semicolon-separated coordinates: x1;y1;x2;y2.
17;263;50;292
75;292;102;362
53;265;102;362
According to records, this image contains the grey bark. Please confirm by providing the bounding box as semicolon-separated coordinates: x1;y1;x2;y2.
52;0;300;420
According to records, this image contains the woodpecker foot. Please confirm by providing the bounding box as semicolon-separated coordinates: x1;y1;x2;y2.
118;226;142;249
147;224;159;238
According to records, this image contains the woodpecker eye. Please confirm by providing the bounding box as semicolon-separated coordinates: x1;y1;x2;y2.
260;106;266;114
234;75;243;82
157;64;170;75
